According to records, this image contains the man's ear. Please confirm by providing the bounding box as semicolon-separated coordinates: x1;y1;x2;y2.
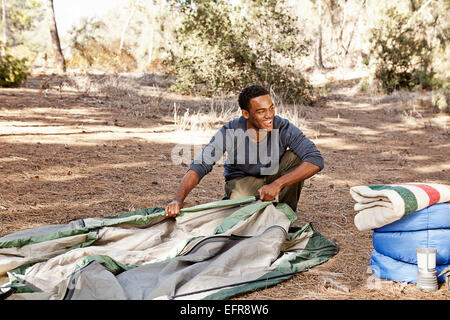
242;109;249;119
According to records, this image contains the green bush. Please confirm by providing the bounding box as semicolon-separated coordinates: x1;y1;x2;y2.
167;0;314;105
0;54;29;87
367;8;435;94
432;90;449;113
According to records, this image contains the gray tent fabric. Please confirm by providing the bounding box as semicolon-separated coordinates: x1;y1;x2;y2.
0;197;338;300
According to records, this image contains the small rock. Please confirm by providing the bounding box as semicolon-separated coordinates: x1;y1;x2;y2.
322;277;350;293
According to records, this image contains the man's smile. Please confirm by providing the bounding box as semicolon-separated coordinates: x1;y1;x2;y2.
263;119;273;127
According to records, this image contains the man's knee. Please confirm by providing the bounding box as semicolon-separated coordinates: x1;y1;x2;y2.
277;150;302;176
225;176;264;199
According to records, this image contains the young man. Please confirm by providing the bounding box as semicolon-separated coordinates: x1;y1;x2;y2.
165;84;323;217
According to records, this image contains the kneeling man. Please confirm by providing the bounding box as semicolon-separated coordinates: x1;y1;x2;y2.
165;84;324;217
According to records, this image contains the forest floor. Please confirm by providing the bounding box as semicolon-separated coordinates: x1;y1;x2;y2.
0;69;449;300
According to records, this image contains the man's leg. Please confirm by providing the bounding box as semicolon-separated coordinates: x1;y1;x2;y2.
224;175;265;200
266;150;304;212
224;151;304;211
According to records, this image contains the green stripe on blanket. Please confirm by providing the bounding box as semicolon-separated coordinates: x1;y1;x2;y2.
368;185;418;216
350;182;450;231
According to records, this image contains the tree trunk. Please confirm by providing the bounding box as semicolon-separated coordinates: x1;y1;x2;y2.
46;0;65;73
338;2;346;47
343;0;366;56
404;0;433;30
1;0;6;56
120;5;136;52
316;0;325;69
147;25;155;64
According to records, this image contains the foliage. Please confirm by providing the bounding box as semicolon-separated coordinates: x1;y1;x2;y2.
67;18;137;72
0;53;29;87
68;39;138;72
166;0;315;104
367;8;441;94
4;0;41;30
1;0;43;47
432;90;449;113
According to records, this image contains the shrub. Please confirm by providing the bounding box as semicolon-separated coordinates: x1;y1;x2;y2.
67;18;137;72
67;39;138;72
167;0;315;105
0;54;29;87
432;90;449;113
367;8;435;94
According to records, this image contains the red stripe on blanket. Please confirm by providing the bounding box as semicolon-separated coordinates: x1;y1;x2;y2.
399;183;440;206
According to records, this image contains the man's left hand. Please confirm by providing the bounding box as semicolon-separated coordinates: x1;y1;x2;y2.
258;182;281;202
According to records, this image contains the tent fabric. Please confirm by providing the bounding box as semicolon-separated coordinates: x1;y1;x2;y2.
350;183;450;231
0;197;338;300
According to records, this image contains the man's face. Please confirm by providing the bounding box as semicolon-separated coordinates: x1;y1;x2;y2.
242;94;275;132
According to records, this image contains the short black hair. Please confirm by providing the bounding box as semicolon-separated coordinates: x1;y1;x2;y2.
238;84;269;111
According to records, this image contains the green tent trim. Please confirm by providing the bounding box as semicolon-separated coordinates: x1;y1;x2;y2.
0;228;92;249
0;197;259;250
214;201;274;234
178;196;257;215
75;254;139;274
203;223;339;300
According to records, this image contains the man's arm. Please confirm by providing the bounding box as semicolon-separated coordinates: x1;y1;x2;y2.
165;169;199;217
258;161;320;201
165;123;230;216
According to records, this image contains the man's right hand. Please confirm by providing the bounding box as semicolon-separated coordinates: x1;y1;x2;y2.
165;200;183;217
164;170;199;218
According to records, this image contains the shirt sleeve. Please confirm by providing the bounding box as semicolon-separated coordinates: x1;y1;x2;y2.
189;126;227;181
282;121;324;171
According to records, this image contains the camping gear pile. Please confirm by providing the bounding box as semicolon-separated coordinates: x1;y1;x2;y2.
350;183;450;285
0;196;338;300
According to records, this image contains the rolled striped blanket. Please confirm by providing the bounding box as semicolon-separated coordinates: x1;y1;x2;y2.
350;183;450;231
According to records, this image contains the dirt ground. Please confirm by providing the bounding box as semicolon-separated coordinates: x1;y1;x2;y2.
0;71;449;300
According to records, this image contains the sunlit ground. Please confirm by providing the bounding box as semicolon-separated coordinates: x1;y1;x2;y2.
0;73;448;300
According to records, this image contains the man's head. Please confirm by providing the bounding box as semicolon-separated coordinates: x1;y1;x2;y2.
238;85;269;111
238;85;275;132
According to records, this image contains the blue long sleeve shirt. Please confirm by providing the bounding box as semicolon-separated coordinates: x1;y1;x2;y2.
189;115;324;182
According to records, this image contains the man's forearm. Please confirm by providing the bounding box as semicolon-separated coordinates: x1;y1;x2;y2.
173;169;199;203
272;161;320;190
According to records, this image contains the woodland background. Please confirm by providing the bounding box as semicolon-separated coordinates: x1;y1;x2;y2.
0;0;449;300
